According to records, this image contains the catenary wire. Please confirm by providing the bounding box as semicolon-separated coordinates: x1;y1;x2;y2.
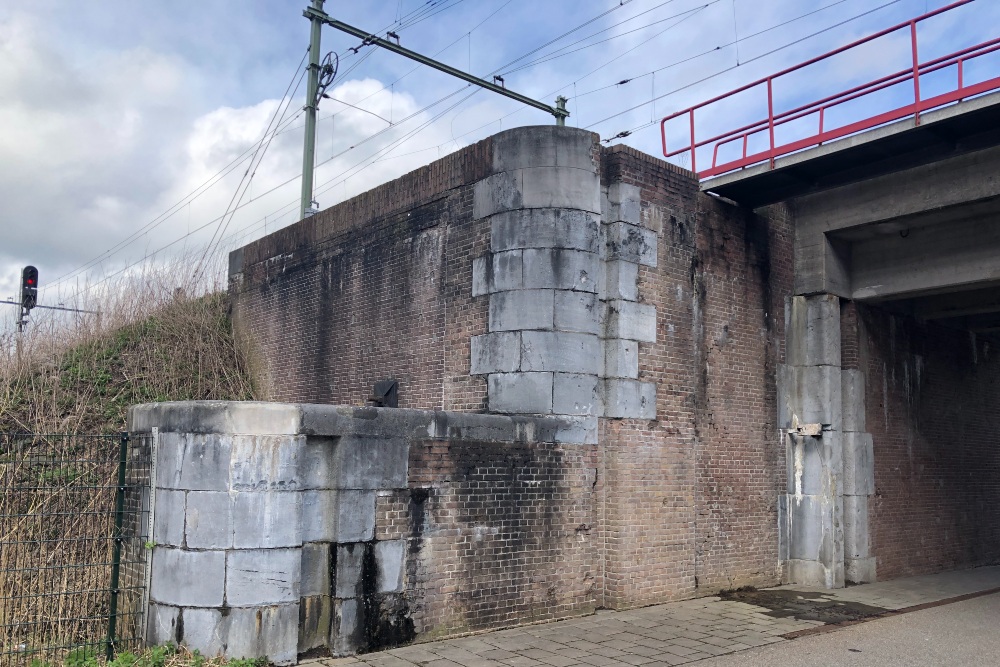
55;0;918;297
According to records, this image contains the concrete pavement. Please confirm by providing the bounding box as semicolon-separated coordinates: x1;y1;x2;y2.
302;566;1000;667
695;590;1000;666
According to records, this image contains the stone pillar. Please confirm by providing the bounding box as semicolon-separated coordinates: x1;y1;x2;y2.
778;294;845;588
843;366;876;583
471;126;603;441
470;127;657;434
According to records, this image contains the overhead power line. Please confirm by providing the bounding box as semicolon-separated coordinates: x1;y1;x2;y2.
53;0;927;301
587;0;907;132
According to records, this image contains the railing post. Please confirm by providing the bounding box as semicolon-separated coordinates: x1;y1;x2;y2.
106;432;128;661
958;58;965;102
767;78;776;168
911;20;922;124
689;109;697;174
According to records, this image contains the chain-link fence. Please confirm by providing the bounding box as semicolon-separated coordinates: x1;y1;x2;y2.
0;432;153;666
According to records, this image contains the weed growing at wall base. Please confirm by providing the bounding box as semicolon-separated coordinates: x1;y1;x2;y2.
27;644;268;667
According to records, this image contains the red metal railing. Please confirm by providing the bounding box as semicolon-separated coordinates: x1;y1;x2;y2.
661;0;1000;179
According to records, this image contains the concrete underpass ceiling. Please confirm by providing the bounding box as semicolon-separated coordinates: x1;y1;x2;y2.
829;198;1000;335
869;284;1000;335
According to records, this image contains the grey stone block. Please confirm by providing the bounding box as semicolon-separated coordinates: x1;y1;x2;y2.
604;339;639;379
151;548;225;607
180;607;226;659
185;491;233;550
603;221;657;267
152;489;185;547
225;603;299;666
488;372;554;414
230;435;304;491
232;492;302;548
472;256;490;297
301;542;331;597
604;183;642;225
130;401;301;437
785;558;842;589
522;248;599;293
226;549;300;606
335;543;365;598
553;416;598;445
552;373;601;416
299;595;333;654
473;170;524;219
146;602;180;646
520;167;602;214
782;365;844;427
778;494;789;562
301;489;376;543
786;495;826;562
843;432;875;496
843;494;870;560
301;436;409;490
302;490;336;541
342;492;382;542
491;209;600;253
604;300;656;342
786;294;841;367
492;125;598;173
489;289;555;331
785;433;826;497
375;540;406;593
471;332;521;374
845;557;877;584
521;331;601;374
344;436;410;490
554;291;601;334
605;260;639;301
157;433;231;492
842;369;866;432
602;379;656;419
331;598;363;656
472;251;523;296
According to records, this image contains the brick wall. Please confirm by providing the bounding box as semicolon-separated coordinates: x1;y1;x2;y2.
859;307;1000;578
231;131;799;624
231;138;492;410
391;439;598;638
597;146;793;605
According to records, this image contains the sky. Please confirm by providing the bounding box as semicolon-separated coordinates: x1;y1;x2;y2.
1;0;997;322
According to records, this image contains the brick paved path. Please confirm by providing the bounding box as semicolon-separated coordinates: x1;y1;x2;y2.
303;566;1000;667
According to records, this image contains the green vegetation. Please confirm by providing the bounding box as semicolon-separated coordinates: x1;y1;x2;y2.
0;291;262;434
29;644;269;667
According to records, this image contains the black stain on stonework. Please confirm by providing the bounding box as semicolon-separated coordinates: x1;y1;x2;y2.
742;209;773;333
358;541;416;653
174;608;184;645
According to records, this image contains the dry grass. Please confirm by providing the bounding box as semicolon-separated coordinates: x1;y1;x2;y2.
0;264;263;434
0;264;265;663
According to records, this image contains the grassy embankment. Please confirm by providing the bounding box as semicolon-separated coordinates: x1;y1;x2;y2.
0;277;265;666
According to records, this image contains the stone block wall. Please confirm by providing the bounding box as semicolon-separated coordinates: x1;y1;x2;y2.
130;402;595;664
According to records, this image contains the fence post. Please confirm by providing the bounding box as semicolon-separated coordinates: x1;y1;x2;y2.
106;432;129;661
